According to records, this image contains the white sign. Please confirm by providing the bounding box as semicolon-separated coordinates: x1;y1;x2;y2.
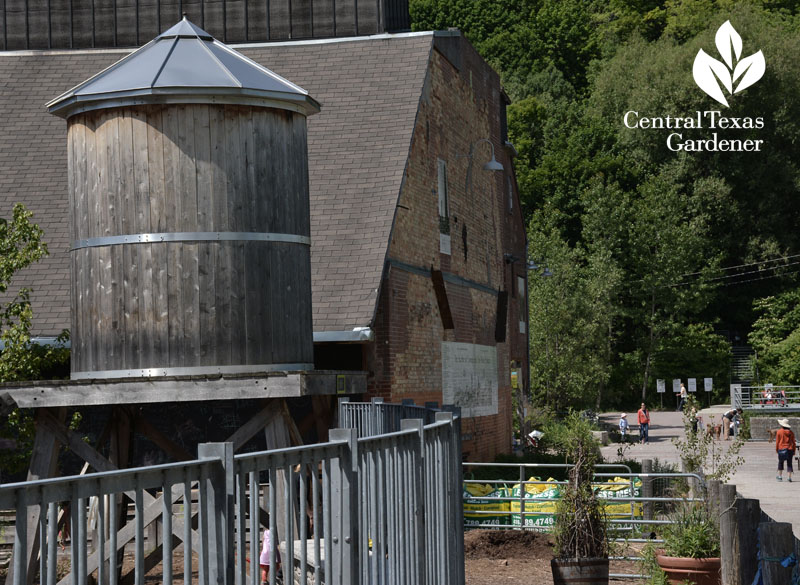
673;379;682;393
688;378;697;393
441;342;498;418
657;379;666;394
704;378;713;392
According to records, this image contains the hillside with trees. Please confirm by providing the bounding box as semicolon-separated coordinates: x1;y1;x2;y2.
411;0;800;408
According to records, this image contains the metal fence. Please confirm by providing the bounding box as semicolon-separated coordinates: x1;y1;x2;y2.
732;384;800;409
461;461;705;580
0;402;462;585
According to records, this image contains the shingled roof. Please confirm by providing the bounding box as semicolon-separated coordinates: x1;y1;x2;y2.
0;32;434;336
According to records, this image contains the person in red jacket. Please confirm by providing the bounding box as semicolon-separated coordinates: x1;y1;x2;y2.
775;418;796;482
637;403;651;445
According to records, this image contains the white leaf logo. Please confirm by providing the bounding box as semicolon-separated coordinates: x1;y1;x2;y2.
693;21;765;107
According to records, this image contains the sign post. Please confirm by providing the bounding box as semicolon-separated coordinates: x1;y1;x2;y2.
657;379;665;408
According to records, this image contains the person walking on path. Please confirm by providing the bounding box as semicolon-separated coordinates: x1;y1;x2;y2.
619;413;629;443
677;382;687;411
637;403;650;445
775;418;796;482
722;407;742;440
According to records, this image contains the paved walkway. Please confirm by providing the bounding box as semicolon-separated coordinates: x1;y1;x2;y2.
599;409;800;538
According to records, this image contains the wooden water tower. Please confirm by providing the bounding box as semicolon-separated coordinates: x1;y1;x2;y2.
47;17;320;379
2;21;367;585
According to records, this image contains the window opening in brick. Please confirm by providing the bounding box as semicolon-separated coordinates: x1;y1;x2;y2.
437;159;450;235
517;275;526;334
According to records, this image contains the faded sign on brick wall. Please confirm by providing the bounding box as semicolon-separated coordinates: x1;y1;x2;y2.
441;342;498;417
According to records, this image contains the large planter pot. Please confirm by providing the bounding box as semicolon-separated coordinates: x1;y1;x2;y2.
551;558;609;585
656;553;721;585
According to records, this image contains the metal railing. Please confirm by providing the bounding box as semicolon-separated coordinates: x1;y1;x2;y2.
0;402;462;585
461;463;705;580
732;384;800;409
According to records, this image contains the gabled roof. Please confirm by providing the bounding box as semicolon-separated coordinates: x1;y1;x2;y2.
0;32;435;336
47;18;320;118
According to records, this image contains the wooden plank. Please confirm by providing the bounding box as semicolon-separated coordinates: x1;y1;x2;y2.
210;106;231;366
281;399;303;447
72;121;89;372
225;107;246;365
162;106;182;368
758;522;794;585
183;242;200;366
736;498;760;585
223;399;278;451
176;106;199;367
132;417;193;462
148;108;169;366
311;396;331;442
1;372;365;410
263;404;296;542
132;109;154;369
8;409;64;585
719;484;738;585
194;105;215;365
118;111;140;370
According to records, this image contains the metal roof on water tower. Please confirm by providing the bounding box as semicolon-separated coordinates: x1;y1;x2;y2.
50;18;321;380
48;17;321;117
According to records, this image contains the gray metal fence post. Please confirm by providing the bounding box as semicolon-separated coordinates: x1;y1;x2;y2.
329;428;359;585
337;397;350;429
441;405;464;585
400;419;425;585
198;442;235;585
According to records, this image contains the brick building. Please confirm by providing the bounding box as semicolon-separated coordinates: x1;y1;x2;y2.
0;15;528;460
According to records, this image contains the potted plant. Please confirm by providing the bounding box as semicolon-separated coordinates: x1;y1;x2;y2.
651;501;721;585
551;412;609;585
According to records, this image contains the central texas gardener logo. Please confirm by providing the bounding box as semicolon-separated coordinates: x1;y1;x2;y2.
693;21;765;107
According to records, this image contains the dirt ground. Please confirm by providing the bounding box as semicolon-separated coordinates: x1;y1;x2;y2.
464;530;643;585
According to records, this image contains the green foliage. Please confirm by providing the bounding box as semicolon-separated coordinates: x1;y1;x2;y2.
0;203;70;475
749;289;800;383
671;397;744;482
661;502;720;558
552;411;607;559
410;1;800;408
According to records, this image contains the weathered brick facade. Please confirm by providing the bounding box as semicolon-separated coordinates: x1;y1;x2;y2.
367;34;529;461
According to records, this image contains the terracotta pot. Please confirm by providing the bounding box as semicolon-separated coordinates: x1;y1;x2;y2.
551;557;609;585
656;553;721;585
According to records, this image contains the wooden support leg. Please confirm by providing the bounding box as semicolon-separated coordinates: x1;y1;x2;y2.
5;408;64;585
311;396;332;442
264;400;297;543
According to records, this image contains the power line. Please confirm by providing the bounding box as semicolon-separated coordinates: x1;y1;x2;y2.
677;253;800;278
671;260;800;287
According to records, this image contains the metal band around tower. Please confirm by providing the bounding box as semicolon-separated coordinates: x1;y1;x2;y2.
71;363;315;380
71;231;311;250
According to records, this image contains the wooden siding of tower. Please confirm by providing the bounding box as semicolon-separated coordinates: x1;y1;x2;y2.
68;104;313;375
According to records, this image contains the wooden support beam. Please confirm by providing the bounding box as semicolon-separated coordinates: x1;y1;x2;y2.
133;416;193;462
5;408;64;585
311;396;331;442
56;483;201;585
719;484;738;585
281;400;304;447
264;401;296;542
224;399;278;451
0;371;366;410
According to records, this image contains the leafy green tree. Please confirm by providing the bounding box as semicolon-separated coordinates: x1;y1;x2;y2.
0;204;70;475
527;213;622;410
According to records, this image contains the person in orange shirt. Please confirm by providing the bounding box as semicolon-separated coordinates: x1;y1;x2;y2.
775;418;796;482
637;403;650;445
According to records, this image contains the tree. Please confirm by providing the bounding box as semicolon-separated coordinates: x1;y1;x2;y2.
0;204;69;475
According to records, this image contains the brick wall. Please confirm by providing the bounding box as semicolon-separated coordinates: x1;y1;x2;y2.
366;35;528;462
